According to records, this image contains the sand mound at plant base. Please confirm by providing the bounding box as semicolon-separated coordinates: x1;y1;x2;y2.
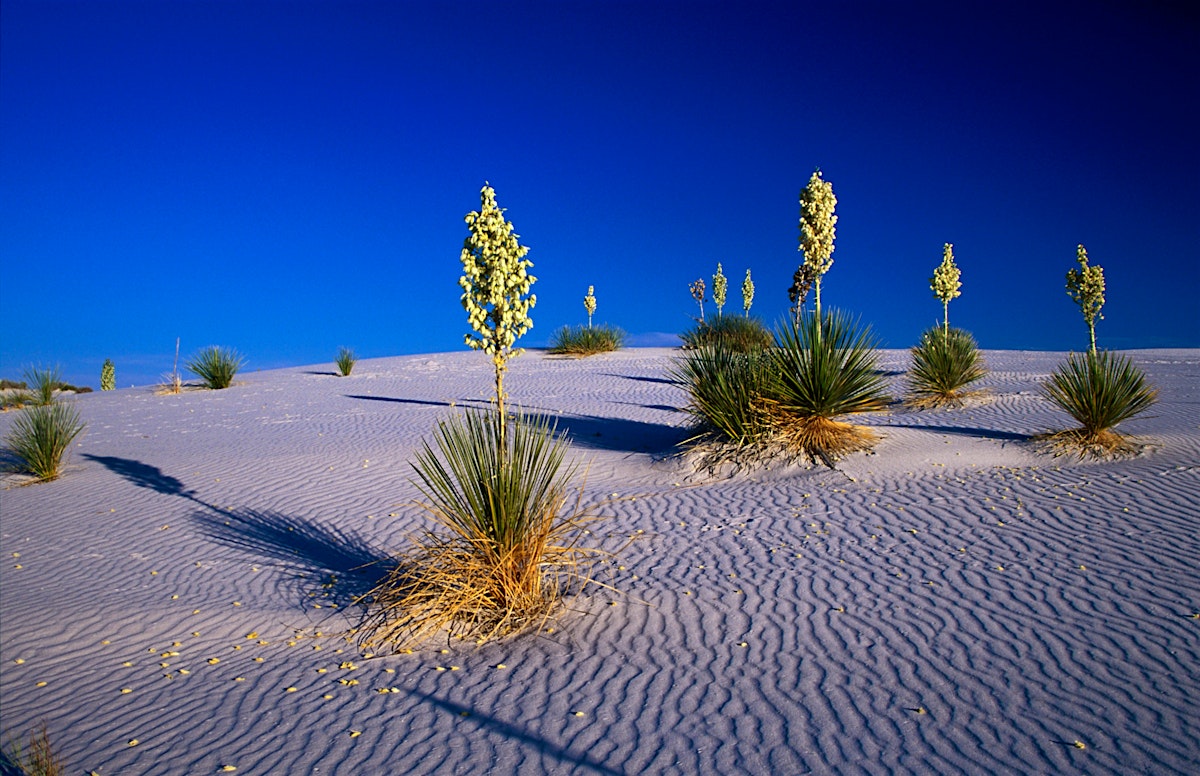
2;348;1198;774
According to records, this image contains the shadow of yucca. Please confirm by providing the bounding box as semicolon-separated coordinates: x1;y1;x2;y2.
191;508;393;606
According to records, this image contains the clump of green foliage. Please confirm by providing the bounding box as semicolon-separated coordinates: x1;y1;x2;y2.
1042;246;1156;457
906;326;986;409
1041;350;1157;457
186;346;244;389
1;723;65;775
549;325;625;356
670;342;779;451
680;314;773;352
100;359;116;391
25;367;61;406
4;401;86;482
335;347;357;376
361;183;603;650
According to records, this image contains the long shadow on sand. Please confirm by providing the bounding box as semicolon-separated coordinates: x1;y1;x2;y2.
879;424;1031;442
82;454;390;604
345;394;454;408
528;412;686;455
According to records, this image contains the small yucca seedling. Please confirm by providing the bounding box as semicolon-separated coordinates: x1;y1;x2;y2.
186;346;244;390
4;401;86;482
100;359;116;391
1041;350;1157;457
906;326;986;409
335;347;357;376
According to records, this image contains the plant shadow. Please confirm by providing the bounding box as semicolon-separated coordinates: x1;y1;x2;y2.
884;424;1030;442
529;412;687;455
81;453;197;497
344;395;453;408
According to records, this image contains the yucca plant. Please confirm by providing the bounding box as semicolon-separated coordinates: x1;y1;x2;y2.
1041;350;1157;457
100;359;116;391
670;342;778;450
4;402;86;482
548;324;625;356
24;367;60;406
186;346;244;389
1;723;64;776
335;346;357;376
358;410;599;649
770;309;889;464
680;314;774;352
906;326;986;408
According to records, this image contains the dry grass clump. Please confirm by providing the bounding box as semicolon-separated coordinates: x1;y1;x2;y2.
1039;349;1157;458
1;723;64;776
357;410;603;650
548;324;625;356
905;326;987;409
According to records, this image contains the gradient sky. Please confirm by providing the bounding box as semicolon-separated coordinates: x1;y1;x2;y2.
3;0;1197;389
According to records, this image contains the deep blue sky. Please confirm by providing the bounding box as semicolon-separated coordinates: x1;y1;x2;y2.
3;0;1197;388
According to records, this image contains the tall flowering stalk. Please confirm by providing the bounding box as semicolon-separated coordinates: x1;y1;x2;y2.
690;279;706;322
1066;244;1105;354
459;183;536;424
712;263;728;317
931;243;962;338
742;269;755;317
798;170;837;323
584;285;596;329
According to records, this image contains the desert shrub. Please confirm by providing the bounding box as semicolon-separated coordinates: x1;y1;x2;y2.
548;324;625;356
359;410;600;649
4;402;86;482
906;326;986;408
680;315;773;352
186;346;244;389
24;367;60;406
0;379;27;391
101;359;116;390
1041;350;1157;457
770;309;889;464
335;347;357;376
1;723;64;776
670;342;778;449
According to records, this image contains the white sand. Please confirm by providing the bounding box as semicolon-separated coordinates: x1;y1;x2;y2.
1;348;1198;774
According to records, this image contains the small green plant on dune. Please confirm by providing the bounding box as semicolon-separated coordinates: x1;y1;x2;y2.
1;723;65;776
1042;245;1156;457
186;346;244;390
360;183;604;650
906;244;986;408
712;263;728;317
25;366;61;406
4;401;86;482
335;346;357;376
1;379;33;410
680;314;773;352
100;359;116;391
549;325;625;356
742;268;755;317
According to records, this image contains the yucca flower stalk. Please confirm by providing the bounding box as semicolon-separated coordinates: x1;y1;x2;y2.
459;183;536;425
1066;244;1105;354
689;278;706;322
100;359;116;391
798;169;837;325
742;268;755;317
712;263;728;317
931;243;962;338
583;285;596;329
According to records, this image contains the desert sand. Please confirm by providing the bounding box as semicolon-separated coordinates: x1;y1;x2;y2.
1;347;1198;775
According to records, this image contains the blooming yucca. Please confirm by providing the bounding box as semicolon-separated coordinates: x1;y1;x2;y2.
798;170;837;320
712;263;728;317
1066;244;1105;354
931;243;962;337
742;269;755;316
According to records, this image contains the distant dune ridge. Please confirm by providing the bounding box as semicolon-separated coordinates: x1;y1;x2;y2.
1;348;1198;774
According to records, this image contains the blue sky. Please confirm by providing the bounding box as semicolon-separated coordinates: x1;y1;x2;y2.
2;0;1197;389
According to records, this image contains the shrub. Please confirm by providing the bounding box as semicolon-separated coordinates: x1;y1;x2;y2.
680;315;773;352
670;342;778;449
770;309;889;464
335;347;357;376
359;410;600;649
24;367;60;406
548;324;625;356
1041;350;1157;457
186;346;244;389
1;723;64;776
905;326;986;408
4;402;86;482
101;359;116;390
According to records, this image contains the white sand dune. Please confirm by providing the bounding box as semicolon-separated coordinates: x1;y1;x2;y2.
1;348;1198;774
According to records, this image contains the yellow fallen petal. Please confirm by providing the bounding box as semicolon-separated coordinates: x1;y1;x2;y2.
128;739;139;746
349;731;361;738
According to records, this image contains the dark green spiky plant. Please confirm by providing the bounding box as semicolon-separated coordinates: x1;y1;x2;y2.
24;367;60;406
670;342;778;450
100;359;116;391
1041;350;1157;457
548;324;625;356
680;314;773;352
4;401;86;482
335;347;357;376
906;326;986;408
186;346;244;389
770;309;890;464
